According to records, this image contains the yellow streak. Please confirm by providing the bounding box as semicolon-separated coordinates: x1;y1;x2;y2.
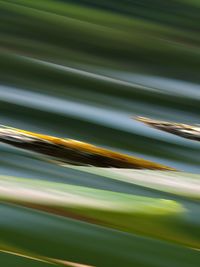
3;126;174;170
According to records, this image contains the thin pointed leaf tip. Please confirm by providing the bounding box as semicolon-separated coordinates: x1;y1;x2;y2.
136;116;200;142
0;125;174;170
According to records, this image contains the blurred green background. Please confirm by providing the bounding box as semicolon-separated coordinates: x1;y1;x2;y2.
0;0;200;266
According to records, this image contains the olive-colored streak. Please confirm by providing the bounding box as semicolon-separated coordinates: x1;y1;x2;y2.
137;116;200;142
0;125;173;170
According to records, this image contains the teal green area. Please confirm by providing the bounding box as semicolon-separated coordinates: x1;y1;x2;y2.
0;0;200;266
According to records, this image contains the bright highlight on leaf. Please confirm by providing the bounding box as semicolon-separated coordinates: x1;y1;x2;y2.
2;174;200;249
71;167;200;200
